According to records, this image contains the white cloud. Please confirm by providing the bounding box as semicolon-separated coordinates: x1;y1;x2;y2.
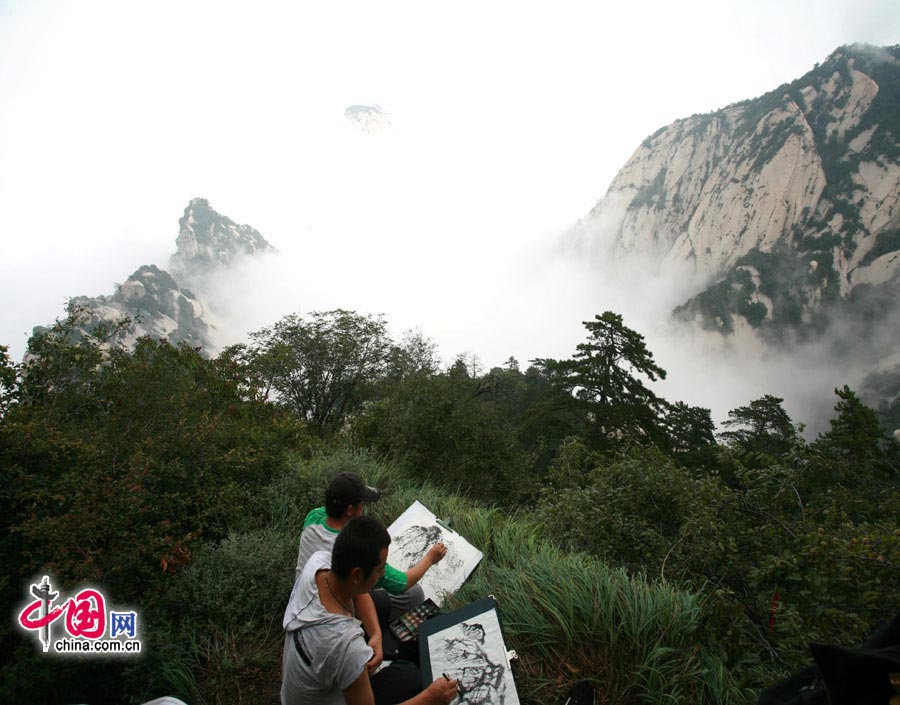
0;0;897;433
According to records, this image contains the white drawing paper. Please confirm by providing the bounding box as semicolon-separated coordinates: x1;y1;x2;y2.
386;500;483;606
425;608;520;705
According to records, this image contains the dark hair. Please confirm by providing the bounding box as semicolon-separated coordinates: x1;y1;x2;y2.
331;516;391;580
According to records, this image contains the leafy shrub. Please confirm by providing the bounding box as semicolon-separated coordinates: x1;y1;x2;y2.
536;443;737;584
166;528;298;625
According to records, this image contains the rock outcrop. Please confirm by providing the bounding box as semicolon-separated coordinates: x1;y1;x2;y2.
65;265;212;351
172;197;275;275
38;199;274;356
579;43;900;426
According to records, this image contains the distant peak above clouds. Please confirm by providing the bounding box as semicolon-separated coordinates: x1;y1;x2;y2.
172;197;276;275
344;104;391;134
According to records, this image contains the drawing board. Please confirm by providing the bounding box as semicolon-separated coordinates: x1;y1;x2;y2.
420;596;520;705
386;500;483;606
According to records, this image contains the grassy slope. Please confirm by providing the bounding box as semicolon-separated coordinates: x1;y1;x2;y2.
158;448;751;705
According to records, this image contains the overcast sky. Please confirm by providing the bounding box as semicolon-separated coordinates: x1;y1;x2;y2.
1;0;898;426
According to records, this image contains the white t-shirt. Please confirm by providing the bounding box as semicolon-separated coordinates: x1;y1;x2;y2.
281;551;373;705
295;517;339;581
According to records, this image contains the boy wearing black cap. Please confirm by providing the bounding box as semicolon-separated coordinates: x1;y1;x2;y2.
294;472;447;619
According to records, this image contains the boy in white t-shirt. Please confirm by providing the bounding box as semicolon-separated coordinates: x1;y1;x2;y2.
281;516;458;705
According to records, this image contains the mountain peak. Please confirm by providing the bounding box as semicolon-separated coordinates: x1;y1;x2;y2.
825;43;900;67
173;197;275;273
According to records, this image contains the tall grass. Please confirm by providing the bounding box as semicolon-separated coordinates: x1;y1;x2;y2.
166;448;752;704
454;535;751;704
355;458;751;704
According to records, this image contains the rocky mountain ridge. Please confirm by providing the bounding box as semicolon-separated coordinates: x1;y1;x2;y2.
584;44;899;330
579;43;900;428
171;197;275;276
42;198;273;355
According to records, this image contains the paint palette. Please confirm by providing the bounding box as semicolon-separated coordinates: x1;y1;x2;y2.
389;598;440;642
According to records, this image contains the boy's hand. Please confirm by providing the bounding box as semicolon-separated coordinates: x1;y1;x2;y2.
425;675;458;704
365;633;383;674
426;542;448;566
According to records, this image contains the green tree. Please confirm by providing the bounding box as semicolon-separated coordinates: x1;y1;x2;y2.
537;444;736;583
353;366;530;503
2;326;307;605
17;303;132;422
719;394;798;458
1;314;309;705
242;309;392;435
533;311;668;448
474;363;587;477
0;345;18;416
662;401;718;467
383;328;440;383
814;385;896;476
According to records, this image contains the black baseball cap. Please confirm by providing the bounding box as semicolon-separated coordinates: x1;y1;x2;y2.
326;472;380;512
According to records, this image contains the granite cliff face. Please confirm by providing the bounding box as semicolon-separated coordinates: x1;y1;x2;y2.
579;44;900;428
584;44;900;335
42;199;274;355
64;265;211;351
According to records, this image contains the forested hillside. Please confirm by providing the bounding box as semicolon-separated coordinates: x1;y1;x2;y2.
1;306;897;704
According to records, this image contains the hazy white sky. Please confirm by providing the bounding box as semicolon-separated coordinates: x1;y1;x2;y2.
1;0;898;426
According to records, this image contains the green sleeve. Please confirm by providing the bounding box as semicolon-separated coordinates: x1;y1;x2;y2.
376;563;408;594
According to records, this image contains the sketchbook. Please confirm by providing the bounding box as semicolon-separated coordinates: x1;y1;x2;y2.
386;500;483;606
419;596;520;705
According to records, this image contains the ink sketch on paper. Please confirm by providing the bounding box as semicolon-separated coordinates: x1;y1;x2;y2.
386;501;483;606
425;608;519;705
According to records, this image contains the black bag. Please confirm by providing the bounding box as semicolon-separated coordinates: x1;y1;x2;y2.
758;613;900;705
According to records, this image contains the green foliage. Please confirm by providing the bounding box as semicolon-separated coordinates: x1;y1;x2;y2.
630;166;668;210
537;427;900;692
352;366;533;503
795;229;841;253
533;312;668;448
727;453;900;671
383;328;441;383
675;242;846;339
860;228;900;267
719;394;798;458
661;401;719;468
257;447;398;533
458;533;751;705
736;249;809;331
5;299;900;705
0;344;18;415
16;303;129;418
1;314;309;616
364;465;751;704
537;444;737;584
241;309;392;436
673;267;759;334
475;363;588;477
813;385;898;484
167;528;297;625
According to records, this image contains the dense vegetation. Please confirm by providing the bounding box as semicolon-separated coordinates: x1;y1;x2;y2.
1;306;898;705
